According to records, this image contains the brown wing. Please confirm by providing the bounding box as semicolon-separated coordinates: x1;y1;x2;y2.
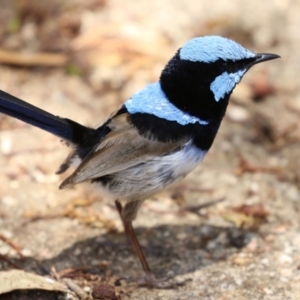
60;113;186;189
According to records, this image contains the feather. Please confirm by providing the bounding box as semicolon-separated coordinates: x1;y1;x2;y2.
59;113;187;189
0;90;99;146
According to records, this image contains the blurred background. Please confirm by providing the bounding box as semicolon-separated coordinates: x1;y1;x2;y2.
0;0;299;299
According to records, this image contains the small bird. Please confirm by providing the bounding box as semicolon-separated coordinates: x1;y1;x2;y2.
0;36;279;287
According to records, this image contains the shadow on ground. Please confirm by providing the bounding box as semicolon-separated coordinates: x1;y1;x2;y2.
10;223;255;281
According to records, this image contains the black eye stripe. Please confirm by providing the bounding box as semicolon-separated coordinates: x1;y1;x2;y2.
180;55;255;74
223;58;255;73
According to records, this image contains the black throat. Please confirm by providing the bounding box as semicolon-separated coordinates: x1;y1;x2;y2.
160;51;233;122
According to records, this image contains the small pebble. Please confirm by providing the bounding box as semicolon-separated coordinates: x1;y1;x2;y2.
21;248;32;257
227;105;250;123
0;135;12;155
278;253;293;265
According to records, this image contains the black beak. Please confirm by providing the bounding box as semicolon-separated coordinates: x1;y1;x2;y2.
253;53;280;65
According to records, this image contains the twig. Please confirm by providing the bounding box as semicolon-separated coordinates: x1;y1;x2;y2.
63;278;90;300
0;233;23;258
0;49;68;67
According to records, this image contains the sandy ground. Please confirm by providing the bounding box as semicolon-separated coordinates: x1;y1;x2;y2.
0;0;300;299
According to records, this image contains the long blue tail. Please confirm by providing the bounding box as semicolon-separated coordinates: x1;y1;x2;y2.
0;90;99;147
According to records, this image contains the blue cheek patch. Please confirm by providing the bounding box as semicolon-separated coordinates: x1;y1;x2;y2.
125;82;209;126
180;36;255;63
210;69;247;102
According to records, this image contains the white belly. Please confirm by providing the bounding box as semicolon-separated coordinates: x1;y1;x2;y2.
97;141;207;201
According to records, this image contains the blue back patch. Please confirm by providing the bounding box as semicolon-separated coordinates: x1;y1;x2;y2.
210;69;247;102
180;36;255;63
125;82;209;126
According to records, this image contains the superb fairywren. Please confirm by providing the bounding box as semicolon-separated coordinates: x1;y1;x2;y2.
0;36;279;287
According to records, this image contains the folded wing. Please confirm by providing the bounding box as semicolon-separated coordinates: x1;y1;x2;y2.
60;113;186;188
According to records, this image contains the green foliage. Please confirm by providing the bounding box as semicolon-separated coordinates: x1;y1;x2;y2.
66;63;83;77
7;16;21;34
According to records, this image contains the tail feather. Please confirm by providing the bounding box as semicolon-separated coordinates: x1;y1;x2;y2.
0;90;99;147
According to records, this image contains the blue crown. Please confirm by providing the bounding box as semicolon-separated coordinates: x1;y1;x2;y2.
180;36;255;63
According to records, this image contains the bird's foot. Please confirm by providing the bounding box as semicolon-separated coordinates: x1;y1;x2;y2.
137;273;190;289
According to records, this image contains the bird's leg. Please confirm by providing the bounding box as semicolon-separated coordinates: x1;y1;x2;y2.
115;200;152;276
115;200;186;288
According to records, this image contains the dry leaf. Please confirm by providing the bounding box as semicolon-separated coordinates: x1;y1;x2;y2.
0;270;66;295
